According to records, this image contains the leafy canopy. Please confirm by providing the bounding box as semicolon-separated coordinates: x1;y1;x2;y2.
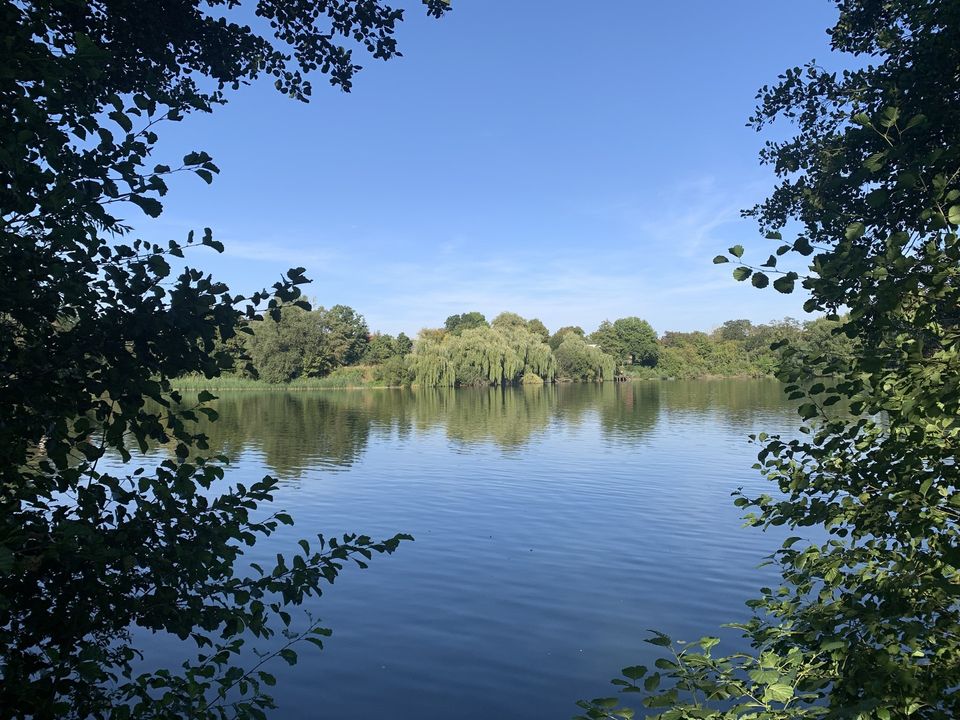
1;0;448;716
580;2;960;719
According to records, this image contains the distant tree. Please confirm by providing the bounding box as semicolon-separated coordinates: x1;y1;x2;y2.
363;333;400;364
491;311;527;330
373;355;414;386
322;304;369;366
612;317;658;366
443;311;488;334
548;325;585;350
589;320;619;356
526;318;550;342
590;317;658;367
413;324;554;386
248;305;324;383
363;330;414;364
714;318;753;342
395;331;414;356
417;327;448;344
247;304;369;382
554;335;615;382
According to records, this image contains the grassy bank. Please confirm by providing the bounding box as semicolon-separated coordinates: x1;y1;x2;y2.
172;366;389;391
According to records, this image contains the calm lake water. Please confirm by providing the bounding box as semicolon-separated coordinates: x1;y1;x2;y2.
126;380;801;718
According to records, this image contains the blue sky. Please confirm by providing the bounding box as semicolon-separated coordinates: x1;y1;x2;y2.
142;1;839;336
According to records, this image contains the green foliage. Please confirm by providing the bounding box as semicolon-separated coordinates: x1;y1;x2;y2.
322;304;370;366
412;322;555;386
373;355;414;387
491;311;529;330
554;335;616;382
589;317;659;367
527;318;550;342
549;325;586;350
395;331;414;356
363;332;407;364
246;304;369;383
583;2;960;719
444;311;488;335
657;331;758;379
0;0;447;715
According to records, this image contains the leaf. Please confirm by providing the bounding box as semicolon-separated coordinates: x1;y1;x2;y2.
129;195;163;218
798;403;818;419
866;189;889;208
728;245;744;258
845;222;866;240
713;255;729;264
793;237;814;255
645;632;672;647
109;110;133;133
751;272;769;288
621;665;647;681
773;274;796;293
733;267;752;282
591;698;619;709
279;648;298;666
948;205;960;226
763;683;794;703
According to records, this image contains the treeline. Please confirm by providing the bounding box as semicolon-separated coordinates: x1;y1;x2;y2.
210;306;855;387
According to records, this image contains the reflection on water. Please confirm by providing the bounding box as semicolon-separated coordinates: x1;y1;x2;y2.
179;379;788;478
121;379;799;719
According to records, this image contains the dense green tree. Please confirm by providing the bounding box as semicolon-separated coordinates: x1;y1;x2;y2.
714;318;754;342
590;317;659;367
548;325;585;350
491;311;528;330
363;332;400;364
588;320;618;358
246;304;369;382
613;316;659;366
0;0;448;716
373;354;414;386
322;304;370;366
412;324;554;387
443;311;488;334
527;317;550;342
657;331;758;379
417;327;448;344
395;331;414;356
554;335;615;382
581;2;960;718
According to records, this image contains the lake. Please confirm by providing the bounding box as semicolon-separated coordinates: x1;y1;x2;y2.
127;379;800;718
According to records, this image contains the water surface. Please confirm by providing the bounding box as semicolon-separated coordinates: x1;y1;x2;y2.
134;380;800;717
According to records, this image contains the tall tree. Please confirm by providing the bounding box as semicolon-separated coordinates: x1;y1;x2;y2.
548;325;585;350
526;318;550;342
0;0;448;716
443;311;488;334
590;317;659;367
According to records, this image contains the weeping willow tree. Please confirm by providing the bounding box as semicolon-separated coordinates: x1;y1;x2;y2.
499;325;557;381
412;324;555;386
411;336;456;387
448;327;522;385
